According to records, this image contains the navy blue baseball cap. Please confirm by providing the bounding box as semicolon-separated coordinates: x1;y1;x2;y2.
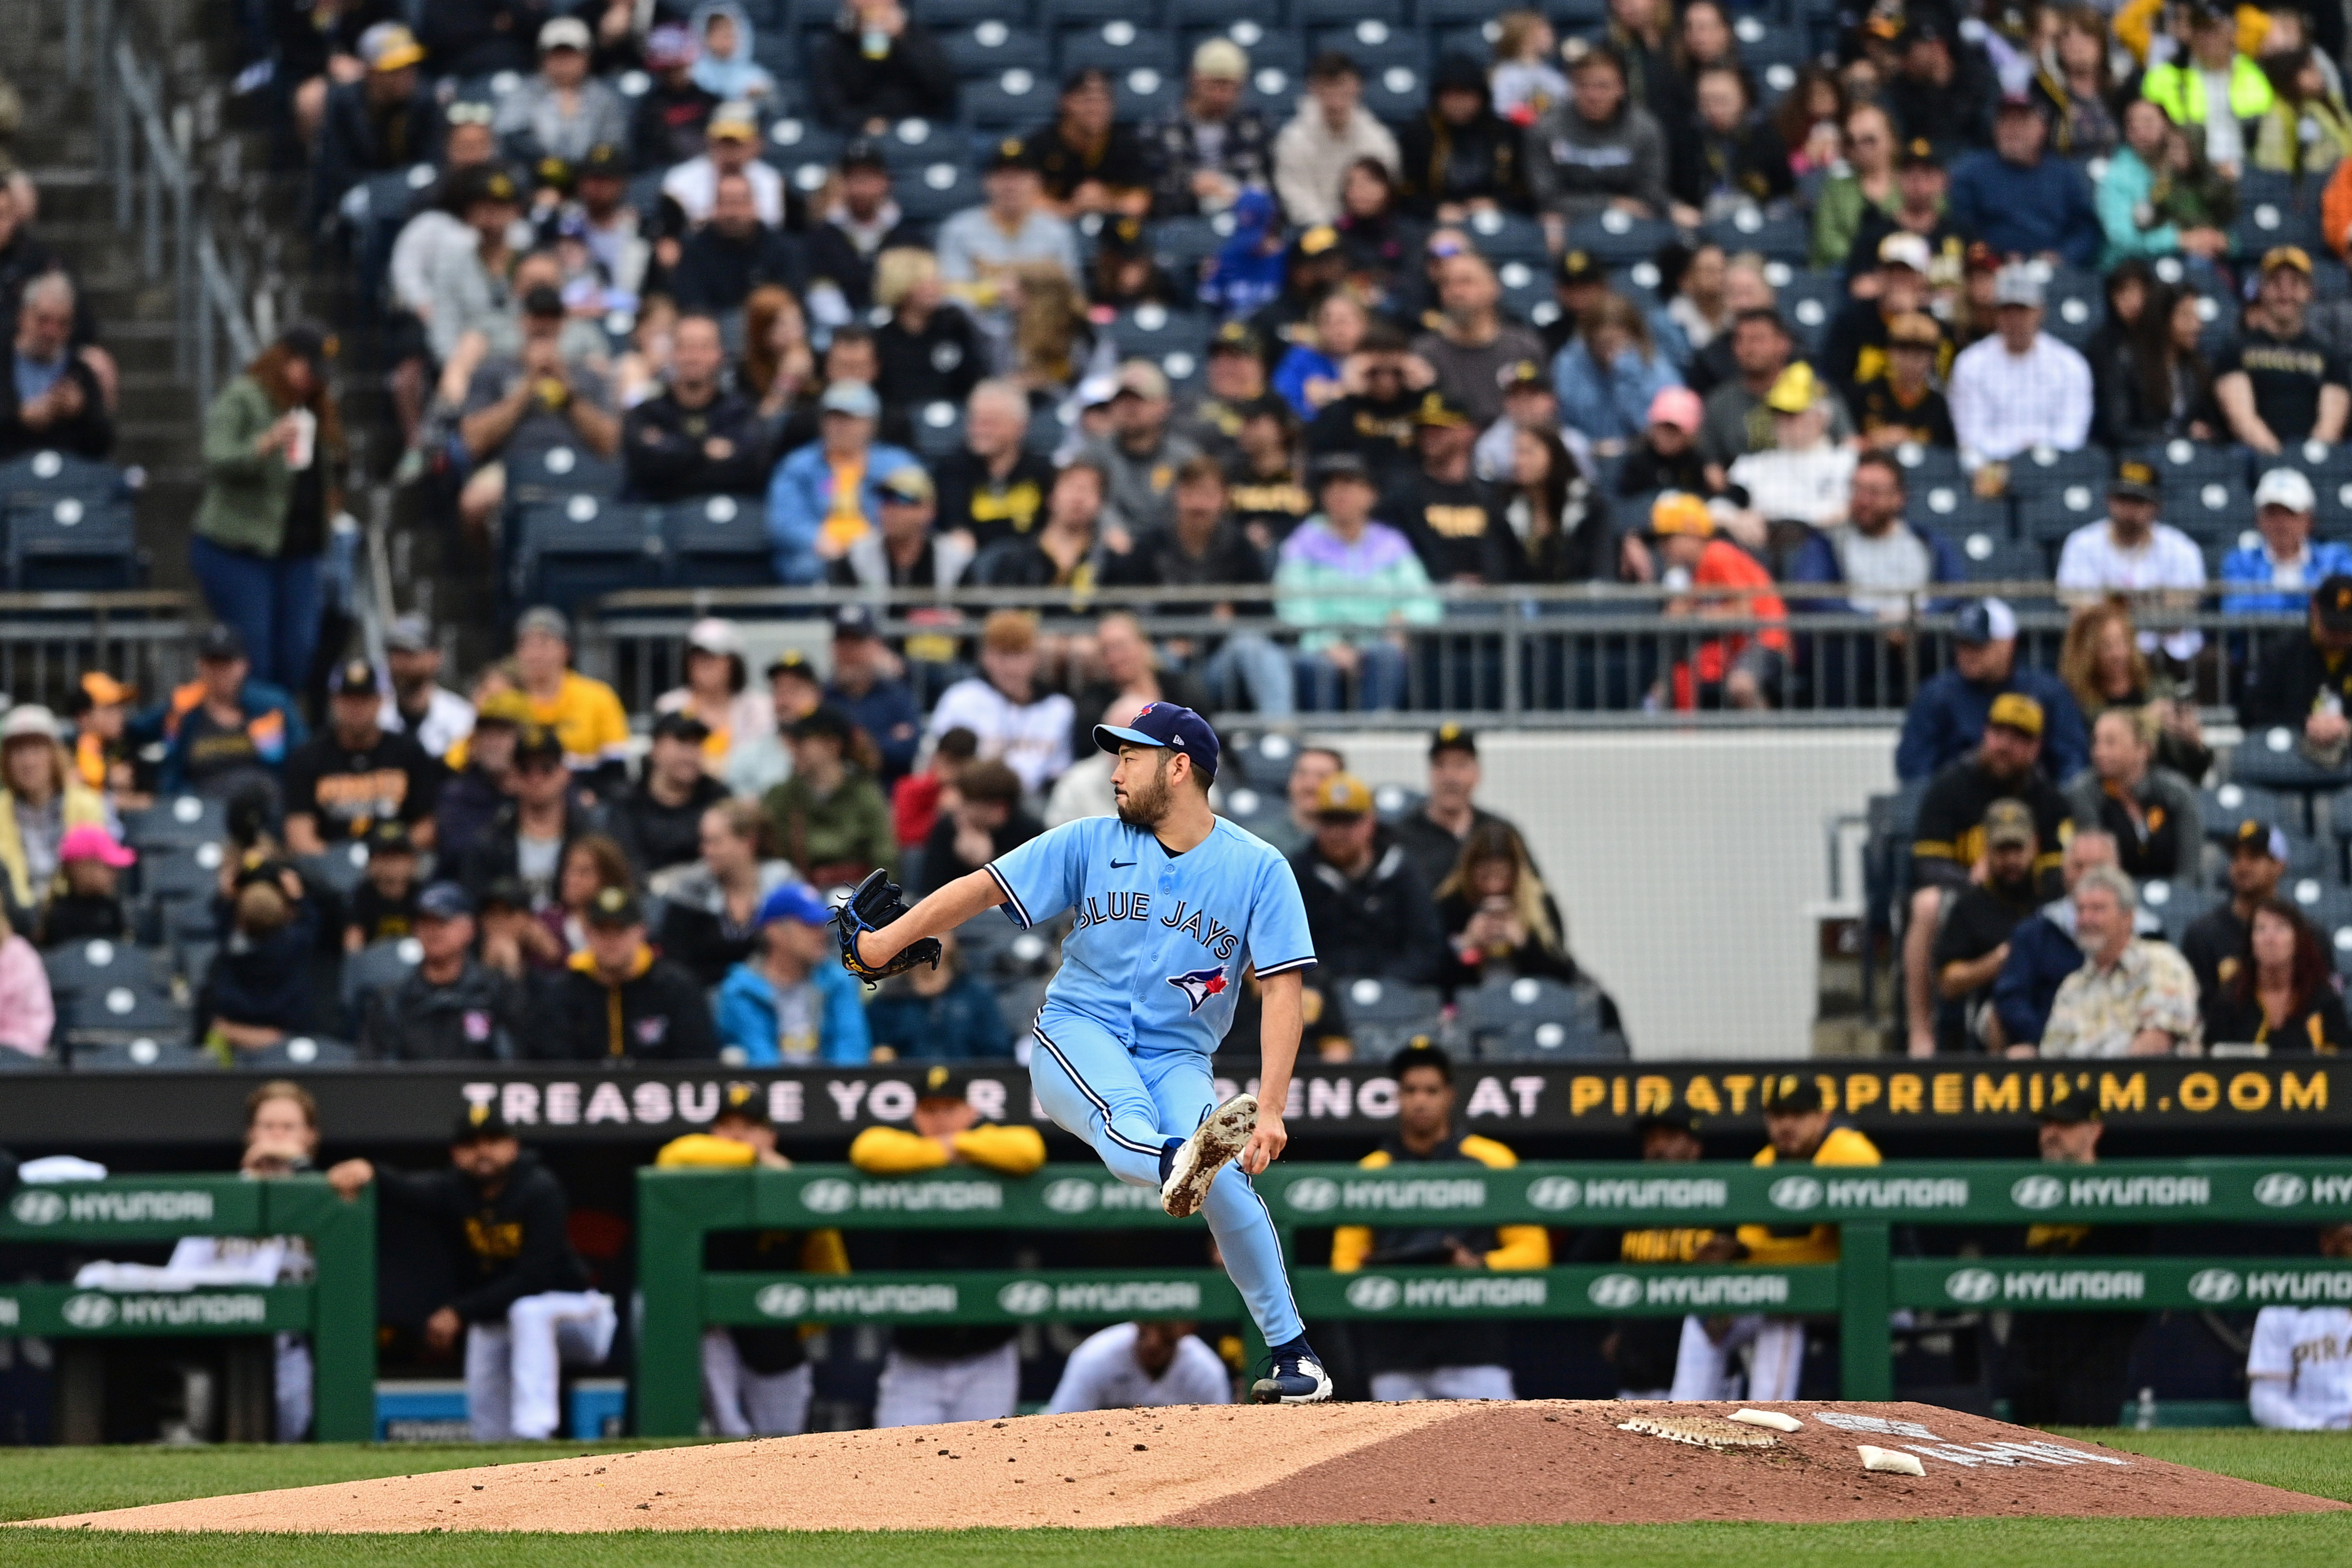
417;881;473;921
1093;701;1219;782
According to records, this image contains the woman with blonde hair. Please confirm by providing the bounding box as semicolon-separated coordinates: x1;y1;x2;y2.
2066;706;2203;883
0;705;108;926
1491;10;1569;123
1008;262;1101;399
874;247;985;409
1434;820;1581;992
2057;596;2211;780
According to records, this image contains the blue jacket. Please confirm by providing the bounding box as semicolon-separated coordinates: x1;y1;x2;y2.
1992;906;2081;1048
1271;344;1342;420
1551;339;1682;448
825;676;924;784
1785;522;1968;612
157;678;308;793
716;959;871;1064
2218;540;2352;615
1894;666;2089;783
865;970;1012;1060
764;438;921;586
1947;152;2103;271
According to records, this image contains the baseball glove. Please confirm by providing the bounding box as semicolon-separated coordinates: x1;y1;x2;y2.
834;868;942;982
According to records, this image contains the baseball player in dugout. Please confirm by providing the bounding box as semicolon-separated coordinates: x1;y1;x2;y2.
657;1088;849;1437
850;1066;1046;1426
836;700;1336;1403
1332;1042;1550;1401
1571;1109;1721;1400
2002;1098;2149;1427
327;1109;615;1440
1669;1077;1880;1400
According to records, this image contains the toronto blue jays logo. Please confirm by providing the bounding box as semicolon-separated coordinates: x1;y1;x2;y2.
1167;967;1229;1013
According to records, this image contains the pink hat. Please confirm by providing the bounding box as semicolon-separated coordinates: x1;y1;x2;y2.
1647;386;1702;433
59;825;135;868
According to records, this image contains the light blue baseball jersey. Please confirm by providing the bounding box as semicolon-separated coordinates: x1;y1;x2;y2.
986;814;1317;1054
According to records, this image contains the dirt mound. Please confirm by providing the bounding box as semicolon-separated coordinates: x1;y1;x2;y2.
23;1401;2340;1533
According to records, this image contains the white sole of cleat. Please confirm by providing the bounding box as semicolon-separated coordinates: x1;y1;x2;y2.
1250;1359;1335;1404
1160;1093;1257;1218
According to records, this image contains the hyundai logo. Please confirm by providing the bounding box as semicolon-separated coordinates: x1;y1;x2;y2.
1285;1177;1340;1214
2187;1269;2243;1304
1585;1273;1643;1310
1042;1179;1099;1214
799;1178;856;1215
997;1281;1053;1315
1767;1176;1821;1211
754;1284;809;1319
8;1189;63;1226
61;1294;117;1329
1527;1177;1582;1211
2010;1175;2065;1210
1944;1268;2000;1305
2253;1174;2308;1208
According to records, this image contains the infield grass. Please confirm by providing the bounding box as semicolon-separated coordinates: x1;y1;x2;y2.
1;1429;2345;1568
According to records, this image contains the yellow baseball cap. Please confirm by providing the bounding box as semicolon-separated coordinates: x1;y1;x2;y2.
1312;773;1374;819
1764;362;1822;415
1649;492;1716;537
1988;692;2045;738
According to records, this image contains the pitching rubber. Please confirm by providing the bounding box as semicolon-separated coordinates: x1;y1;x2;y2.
1160;1092;1258;1218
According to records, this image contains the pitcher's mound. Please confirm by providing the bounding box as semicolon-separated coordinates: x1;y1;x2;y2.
23;1401;2342;1533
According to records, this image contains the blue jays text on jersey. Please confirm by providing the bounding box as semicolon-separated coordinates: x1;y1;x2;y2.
984;815;1316;1052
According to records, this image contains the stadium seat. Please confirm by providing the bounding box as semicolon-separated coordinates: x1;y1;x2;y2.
1058;23;1178;76
1298;0;1402;24
1042;0;1141;24
341;936;422;1019
939;22;1052;78
505;441;621;507
2167;477;2251;543
1953;532;2045;582
1700;208;1809;264
1771;266;1841;356
1456;975;1624;1059
1462;207;1549;265
2003;443;2108;500
70;1039;211;1070
1214;780;1289;841
1372;783;1423;822
2230;731;2352;804
664;493;775;588
1147;214;1232;279
895;157;984;223
1228;730;1300;791
137;840;225;907
2015;483;2102;544
963;69;1054;128
1110;302;1213;360
512;496;665;613
1567;210;1677;268
1907;478;2011;541
123;794;226;851
1359;62;1429;122
2043;270;2105;349
296;841;373;903
7;485;137;590
42;937;170;1010
1889;441;1965;492
239;1035;360;1069
2130;438;2245;496
910;398;967;459
1333;976;1444;1056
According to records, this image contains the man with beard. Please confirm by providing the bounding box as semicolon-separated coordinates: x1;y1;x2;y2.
327;1112;613;1439
2181;819;2289;1002
839;702;1335;1404
1303;321;1426;488
1927;801;2046;1054
1902;694;2072;1058
1382;391;1518;585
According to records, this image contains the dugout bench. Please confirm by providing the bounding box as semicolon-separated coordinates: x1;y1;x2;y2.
0;1175;377;1442
635;1156;2352;1434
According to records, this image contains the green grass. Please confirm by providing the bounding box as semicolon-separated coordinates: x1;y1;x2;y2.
1;1430;2347;1568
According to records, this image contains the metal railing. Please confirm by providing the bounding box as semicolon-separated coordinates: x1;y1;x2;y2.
575;581;2300;726
67;0;261;408
0;591;200;712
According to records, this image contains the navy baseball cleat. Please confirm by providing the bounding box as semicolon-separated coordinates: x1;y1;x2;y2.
1250;1346;1334;1404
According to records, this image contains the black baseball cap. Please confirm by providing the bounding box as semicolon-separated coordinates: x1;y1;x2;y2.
984;136;1037;172
915;1063;978;1104
2037;1096;2101;1126
454;1105;515;1143
1897;136;1941;170
514;723;565;765
1429;723;1476;759
332;657;380;697
766;649;820;682
2109;459;2162;504
1634;1109;1701;1137
480;875;530;913
522;284;566;320
651;710;712;745
1412;390;1475;430
1763;1076;1825;1115
417;881;473;921
788;706;857;745
839;136;889;173
1094;700;1220;783
1312;451;1375;488
578;143;628;178
1558;249;1604;286
1211;320;1263;358
365;819;415;856
2316;572;2352;634
833;603;881;640
713;1083;773;1126
198;625;247;663
2232;819;2290;861
585;885;644;928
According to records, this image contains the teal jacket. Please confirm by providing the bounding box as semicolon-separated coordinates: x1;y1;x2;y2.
2096;147;2183;268
716;958;871;1065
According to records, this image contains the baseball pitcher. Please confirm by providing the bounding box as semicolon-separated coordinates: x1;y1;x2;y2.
837;702;1332;1403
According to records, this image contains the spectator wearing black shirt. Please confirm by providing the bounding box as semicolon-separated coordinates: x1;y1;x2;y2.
417;0;541;79
608;712;731;879
1031;69;1152;219
1928;800;2044;1053
1383;391;1519;585
1226;397;1314;558
0;183;98;352
630;24;718;172
2238;571;2352;737
804;142;925;316
1432;820;1582;997
199;865;324;1051
455;275;621;540
2181;819;2288;1003
360;881;527;1060
345;820;424;951
1615;384;1711;503
807;0;958;135
549;885;718;1058
0;273;111;462
973;458;1117;591
1143;39;1274;218
1061;611;1214;762
1395;55;1529;223
668;170;805;314
1819;234;1954;410
325;1116;612;1440
1179;322;1273;459
2214;247;2350;453
622;313;771;502
38;825;129;948
1853;310;1958;449
823;605;923;786
460;724;603;913
1389;726;1536;898
930;380;1055;554
437;690;526;864
2203;897;2352;1053
283;660;444;857
914;759;1041;897
1889;20;1993;159
311;23;438;225
873;248;985;412
1903;694;2072;1058
1305;321;1427;490
1667;64;1793;224
1289;771;1446;985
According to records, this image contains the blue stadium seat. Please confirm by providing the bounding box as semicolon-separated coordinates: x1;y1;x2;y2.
42;937;169;1010
1185;23;1305;79
1309;20;1425;74
1772;266;1842;356
1567;209;1676;267
896;157;984;222
137;840;225;909
1907;477;2010;540
71;1039;210;1070
341;936;421;1021
662;494;773;589
2016;482;2103;544
1334;976;1444;1055
1059;22;1178;75
1114;65;1182;120
963;68;1053;128
940;21;1053;78
505;440;621;506
1146;212;1235;277
1462;207;1548;264
2232;170;2325;259
1495;256;1550;323
513;496;665;613
1363;63;1429;121
1701;208;1809;263
1459;976;1625;1060
1041;0;1143;24
1889;441;1965;492
1298;0;1402;24
123;793;225;851
910;397;967;458
4;469;136;590
238;1036;360;1069
2045;269;2105;348
2168;477;2251;542
1243;59;1308;113
2131;438;2245;494
1952;531;2046;582
2003;442;2108;499
1110;301;1213;359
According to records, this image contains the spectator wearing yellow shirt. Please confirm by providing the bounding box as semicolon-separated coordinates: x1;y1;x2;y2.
850;1068;1046;1426
1332;1044;1550;1402
655;1091;846;1436
765;381;920;585
511;606;631;795
1668;1077;1879;1401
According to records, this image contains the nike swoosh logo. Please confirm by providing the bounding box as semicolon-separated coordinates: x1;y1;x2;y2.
1110;860;1135;868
